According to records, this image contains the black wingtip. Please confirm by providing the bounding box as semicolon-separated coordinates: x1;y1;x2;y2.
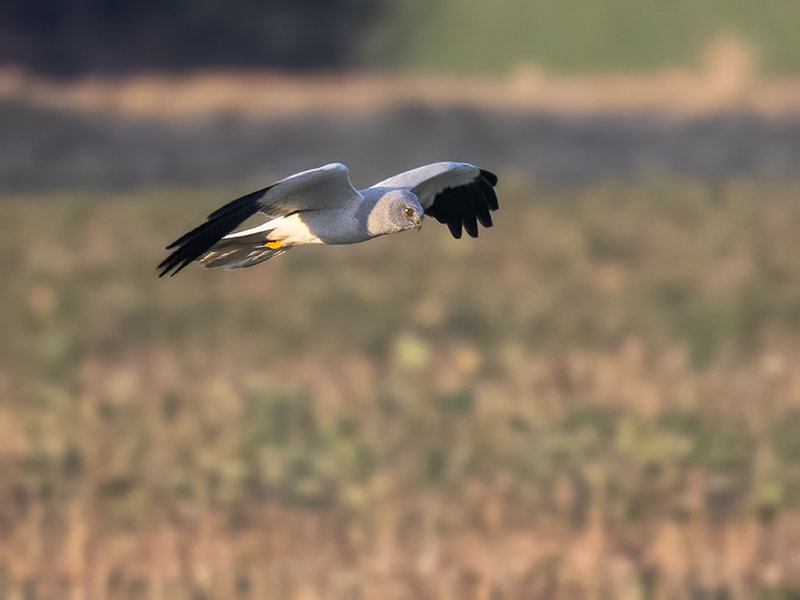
447;221;463;239
423;167;500;241
480;169;498;187
462;190;479;238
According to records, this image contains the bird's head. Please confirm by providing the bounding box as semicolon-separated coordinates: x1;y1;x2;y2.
368;189;424;236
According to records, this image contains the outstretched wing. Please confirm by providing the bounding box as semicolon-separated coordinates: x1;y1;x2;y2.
158;163;360;276
371;162;498;239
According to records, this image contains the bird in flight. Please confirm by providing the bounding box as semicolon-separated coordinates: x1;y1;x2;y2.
158;161;499;277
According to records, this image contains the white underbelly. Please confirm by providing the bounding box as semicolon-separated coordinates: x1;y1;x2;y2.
278;209;370;245
272;213;326;245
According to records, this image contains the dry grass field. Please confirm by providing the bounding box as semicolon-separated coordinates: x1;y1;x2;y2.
2;175;800;598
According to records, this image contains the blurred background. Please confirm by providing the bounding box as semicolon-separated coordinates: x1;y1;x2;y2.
2;1;800;598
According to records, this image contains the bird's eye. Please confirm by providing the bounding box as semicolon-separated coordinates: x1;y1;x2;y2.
404;207;415;218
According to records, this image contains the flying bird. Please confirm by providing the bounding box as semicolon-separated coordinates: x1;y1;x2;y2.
158;161;499;277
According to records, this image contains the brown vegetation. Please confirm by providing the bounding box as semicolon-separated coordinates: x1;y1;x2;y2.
1;177;800;597
3;37;800;122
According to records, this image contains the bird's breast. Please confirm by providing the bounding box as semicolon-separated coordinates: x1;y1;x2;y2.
276;209;368;245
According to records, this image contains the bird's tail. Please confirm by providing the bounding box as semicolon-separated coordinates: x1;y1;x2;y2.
158;184;273;277
198;239;290;269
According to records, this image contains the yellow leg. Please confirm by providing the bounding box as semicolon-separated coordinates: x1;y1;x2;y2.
265;240;282;249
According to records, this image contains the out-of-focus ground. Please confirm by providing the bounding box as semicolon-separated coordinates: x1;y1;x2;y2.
2;38;795;119
4;179;800;599
3;36;800;599
3;38;800;190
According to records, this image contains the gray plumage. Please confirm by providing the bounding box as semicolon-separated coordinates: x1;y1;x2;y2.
158;162;498;277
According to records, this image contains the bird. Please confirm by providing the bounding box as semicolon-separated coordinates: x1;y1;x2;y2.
158;161;499;277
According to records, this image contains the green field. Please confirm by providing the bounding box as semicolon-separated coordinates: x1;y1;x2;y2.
368;0;800;74
3;176;800;598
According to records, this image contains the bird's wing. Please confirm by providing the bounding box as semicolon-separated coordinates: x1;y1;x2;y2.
372;162;498;239
158;163;360;276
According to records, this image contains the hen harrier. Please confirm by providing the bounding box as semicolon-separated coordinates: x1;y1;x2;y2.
158;161;499;276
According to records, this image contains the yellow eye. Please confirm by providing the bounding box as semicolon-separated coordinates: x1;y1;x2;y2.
404;207;415;217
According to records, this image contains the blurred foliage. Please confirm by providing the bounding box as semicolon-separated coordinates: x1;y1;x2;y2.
0;0;382;75
369;0;800;74
2;177;800;597
4;0;800;75
4;0;800;76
